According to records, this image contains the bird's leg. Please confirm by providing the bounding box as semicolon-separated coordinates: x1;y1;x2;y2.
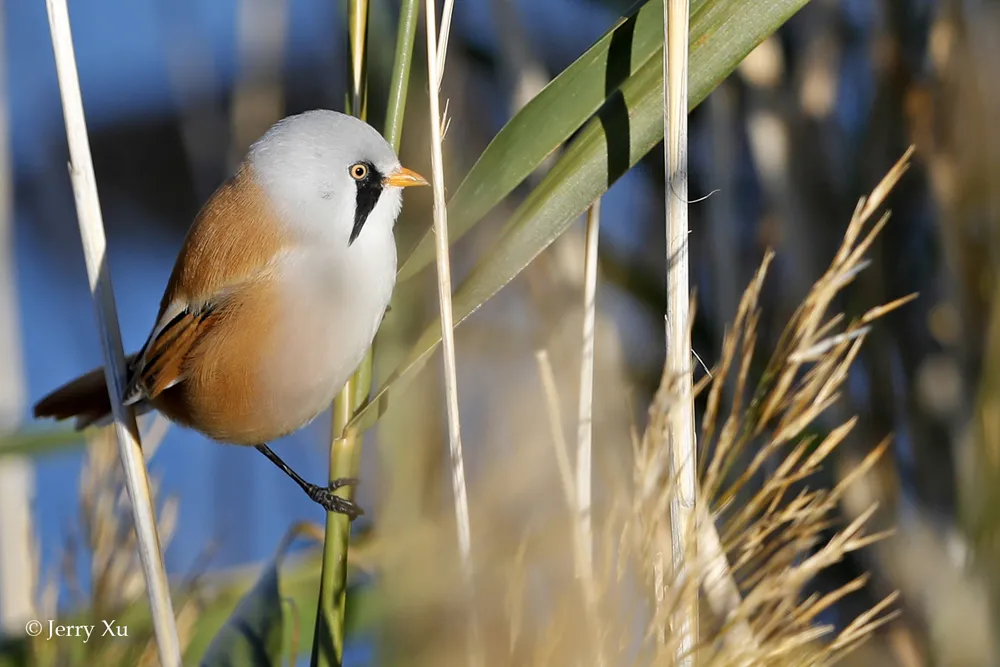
255;444;363;519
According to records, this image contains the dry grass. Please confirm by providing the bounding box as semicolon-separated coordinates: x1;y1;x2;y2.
27;425;200;667
367;149;915;667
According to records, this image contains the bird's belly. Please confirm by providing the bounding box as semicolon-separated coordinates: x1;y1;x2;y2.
157;247;395;445
278;251;393;399
265;307;381;430
251;245;394;440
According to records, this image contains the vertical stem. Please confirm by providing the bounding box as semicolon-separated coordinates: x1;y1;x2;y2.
0;0;37;635
575;200;600;579
347;0;368;119
384;0;420;151
43;1;181;665
311;374;360;667
312;0;418;663
312;3;369;665
424;1;480;663
654;551;666;645
229;0;288;166
664;0;697;663
537;347;602;663
435;0;456;87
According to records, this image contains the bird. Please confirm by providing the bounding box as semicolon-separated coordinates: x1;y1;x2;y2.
32;109;428;520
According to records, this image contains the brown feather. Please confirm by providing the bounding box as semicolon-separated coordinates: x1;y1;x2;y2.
158;163;287;314
33;355;138;429
32;163;290;439
130;307;218;400
153;278;287;443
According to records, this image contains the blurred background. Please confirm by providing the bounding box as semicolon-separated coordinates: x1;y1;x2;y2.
2;0;1000;664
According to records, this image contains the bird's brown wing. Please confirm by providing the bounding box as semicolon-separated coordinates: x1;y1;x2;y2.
157;165;288;316
34;163;288;428
33;301;224;426
122;302;221;404
36;292;241;429
126;165;288;404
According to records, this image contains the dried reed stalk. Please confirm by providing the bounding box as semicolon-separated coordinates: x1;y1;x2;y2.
0;0;37;633
424;0;480;662
435;0;456;87
576;201;600;581
536;349;604;664
229;0;288;164
663;0;697;661
43;1;180;664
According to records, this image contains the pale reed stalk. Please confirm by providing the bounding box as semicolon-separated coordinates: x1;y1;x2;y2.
44;1;181;664
576;201;600;580
536;349;604;664
435;0;456;88
0;0;37;633
424;0;479;663
664;0;697;663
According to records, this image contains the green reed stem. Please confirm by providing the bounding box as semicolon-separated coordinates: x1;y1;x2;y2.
384;0;420;151
312;0;418;664
312;2;369;664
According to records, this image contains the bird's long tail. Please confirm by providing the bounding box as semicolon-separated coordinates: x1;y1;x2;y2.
34;355;139;430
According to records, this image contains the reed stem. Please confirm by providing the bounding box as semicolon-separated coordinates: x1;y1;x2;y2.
312;0;418;663
347;0;368;119
664;0;697;662
311;373;362;667
311;2;370;665
576;199;600;580
0;0;36;634
385;0;420;151
423;0;480;662
44;1;181;664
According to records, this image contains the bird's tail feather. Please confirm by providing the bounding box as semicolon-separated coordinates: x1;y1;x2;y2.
33;355;141;430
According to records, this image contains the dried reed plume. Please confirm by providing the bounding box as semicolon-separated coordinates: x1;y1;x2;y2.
29;425;200;667
368;148;915;667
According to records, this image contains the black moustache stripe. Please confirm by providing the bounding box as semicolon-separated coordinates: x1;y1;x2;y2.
349;162;384;245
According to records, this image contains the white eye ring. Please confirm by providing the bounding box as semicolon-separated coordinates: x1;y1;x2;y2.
350;163;369;180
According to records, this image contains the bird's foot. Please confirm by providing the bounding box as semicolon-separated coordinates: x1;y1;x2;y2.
305;478;363;520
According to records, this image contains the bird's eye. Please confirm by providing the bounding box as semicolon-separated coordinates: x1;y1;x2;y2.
350;163;369;180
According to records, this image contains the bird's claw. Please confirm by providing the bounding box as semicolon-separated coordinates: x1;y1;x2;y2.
307;479;364;520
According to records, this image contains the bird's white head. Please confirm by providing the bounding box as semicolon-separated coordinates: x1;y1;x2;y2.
245;109;427;247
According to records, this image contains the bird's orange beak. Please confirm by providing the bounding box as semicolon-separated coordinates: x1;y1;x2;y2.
384;166;429;188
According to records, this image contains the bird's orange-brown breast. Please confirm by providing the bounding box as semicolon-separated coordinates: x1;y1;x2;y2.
151;279;293;444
